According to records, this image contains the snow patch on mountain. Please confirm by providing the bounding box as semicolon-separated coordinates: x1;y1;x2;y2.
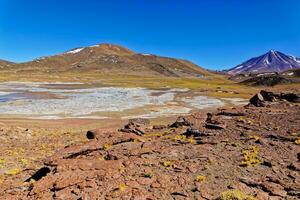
65;48;84;54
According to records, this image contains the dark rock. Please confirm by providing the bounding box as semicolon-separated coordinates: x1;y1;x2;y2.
262;160;272;167
119;118;150;136
280;93;300;103
205;123;226;130
86;129;116;140
185;127;215;137
169;116;192;128
216;110;245;116
287;162;300;171
249;90;300;107
205;112;226;129
249;93;265;107
260;90;279;101
119;122;145;136
152;125;167;130
206;113;213;123
185;127;202;137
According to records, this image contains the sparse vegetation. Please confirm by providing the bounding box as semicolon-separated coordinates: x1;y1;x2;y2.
103;143;112;150
6;168;21;176
118;183;127;192
162;161;176;169
195;175;206;182
187;137;196;144
217;190;256;200
249;135;260;142
241;146;263;167
173;134;186;142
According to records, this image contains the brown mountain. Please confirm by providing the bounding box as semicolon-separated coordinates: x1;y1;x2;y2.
9;44;210;77
0;59;14;69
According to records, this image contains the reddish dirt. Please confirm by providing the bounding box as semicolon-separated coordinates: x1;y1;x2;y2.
1;91;300;199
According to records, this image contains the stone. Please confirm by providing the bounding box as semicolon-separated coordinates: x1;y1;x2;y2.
280;93;300;103
152;125;167;130
119;118;150;135
169;116;192;128
205;123;226;130
249;93;265;107
261;182;287;197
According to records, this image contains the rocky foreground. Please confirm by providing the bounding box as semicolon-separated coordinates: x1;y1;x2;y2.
2;91;300;200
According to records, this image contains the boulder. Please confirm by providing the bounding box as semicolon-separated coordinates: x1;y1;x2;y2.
205;113;226;129
185;127;202;137
260;90;279;101
119;118;150;136
169;116;192;128
249;90;300;107
249;93;265;107
280;93;300;103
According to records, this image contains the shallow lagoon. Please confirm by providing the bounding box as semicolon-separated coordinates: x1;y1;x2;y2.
0;82;246;119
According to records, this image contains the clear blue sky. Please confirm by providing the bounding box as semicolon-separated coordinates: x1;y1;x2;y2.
0;0;299;70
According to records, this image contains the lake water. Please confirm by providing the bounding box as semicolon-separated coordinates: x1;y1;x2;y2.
0;82;247;119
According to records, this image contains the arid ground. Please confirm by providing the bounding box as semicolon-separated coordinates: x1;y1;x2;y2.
0;77;299;199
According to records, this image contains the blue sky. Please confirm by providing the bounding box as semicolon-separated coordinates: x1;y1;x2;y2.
0;0;299;70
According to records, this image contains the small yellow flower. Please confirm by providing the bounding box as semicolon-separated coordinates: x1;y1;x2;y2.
173;134;186;141
187;137;196;144
249;135;260;142
6;168;21;176
20;158;29;165
118;183;127;192
295;139;300;145
0;158;5;165
195;175;206;182
98;156;104;160
29;178;36;184
118;166;125;173
41;144;46;150
163;161;176;169
103;143;112;150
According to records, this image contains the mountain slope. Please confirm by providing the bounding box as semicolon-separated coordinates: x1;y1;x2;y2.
228;50;300;75
8;43;210;77
0;59;14;69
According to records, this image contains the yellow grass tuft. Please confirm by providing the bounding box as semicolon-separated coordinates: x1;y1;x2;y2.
103;143;112;150
195;175;206;182
217;190;256;200
6;168;21;176
241;146;262;167
118;183;127;192
162;161;176;169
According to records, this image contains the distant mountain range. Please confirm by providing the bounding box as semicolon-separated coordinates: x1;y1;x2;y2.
228;50;300;75
0;44;211;78
2;46;299;78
